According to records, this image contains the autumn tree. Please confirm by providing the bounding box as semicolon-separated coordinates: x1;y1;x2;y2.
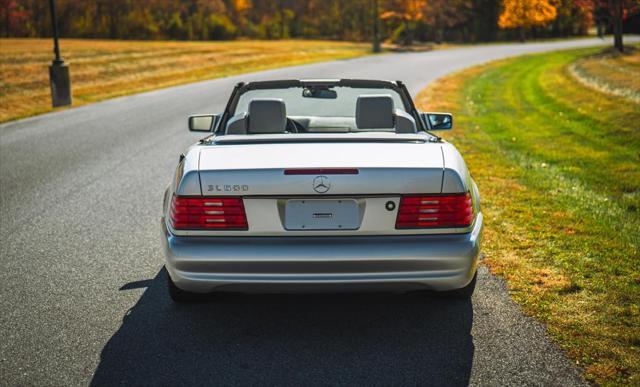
610;0;624;51
380;0;427;45
470;0;501;41
8;0;638;43
0;0;29;37
606;0;640;52
498;0;558;41
590;0;640;53
552;0;594;36
423;0;473;43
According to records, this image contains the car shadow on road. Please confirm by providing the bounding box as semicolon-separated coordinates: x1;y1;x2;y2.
91;268;474;386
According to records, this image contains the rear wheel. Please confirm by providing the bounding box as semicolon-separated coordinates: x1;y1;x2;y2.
167;274;206;303
441;271;477;299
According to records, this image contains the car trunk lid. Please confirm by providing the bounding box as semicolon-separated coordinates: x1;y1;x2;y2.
198;141;444;196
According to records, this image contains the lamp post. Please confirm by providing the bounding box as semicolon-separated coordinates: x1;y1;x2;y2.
48;0;71;107
372;0;381;53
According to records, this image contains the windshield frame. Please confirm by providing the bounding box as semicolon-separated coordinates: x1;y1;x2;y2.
213;79;429;135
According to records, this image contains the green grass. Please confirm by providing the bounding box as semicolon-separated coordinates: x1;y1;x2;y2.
416;47;640;385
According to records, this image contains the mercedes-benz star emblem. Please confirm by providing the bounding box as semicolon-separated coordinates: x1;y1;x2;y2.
313;176;331;194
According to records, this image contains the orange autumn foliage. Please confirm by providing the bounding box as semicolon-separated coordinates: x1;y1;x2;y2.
380;0;428;21
498;0;558;29
232;0;250;12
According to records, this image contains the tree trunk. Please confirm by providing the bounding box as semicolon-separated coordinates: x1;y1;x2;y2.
519;27;526;43
279;3;285;39
108;2;118;39
4;8;9;37
597;23;604;39
403;20;413;46
611;0;624;52
435;12;443;44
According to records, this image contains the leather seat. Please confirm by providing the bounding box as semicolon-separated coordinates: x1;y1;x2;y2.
226;98;287;135
355;94;417;133
355;95;395;130
394;109;417;134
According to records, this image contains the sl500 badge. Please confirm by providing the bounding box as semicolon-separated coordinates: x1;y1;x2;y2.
207;184;249;192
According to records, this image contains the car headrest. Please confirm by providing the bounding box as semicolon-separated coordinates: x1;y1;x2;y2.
355;95;394;129
225;112;247;134
394;109;417;133
248;99;287;134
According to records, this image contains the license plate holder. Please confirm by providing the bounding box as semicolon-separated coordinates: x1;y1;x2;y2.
284;199;359;230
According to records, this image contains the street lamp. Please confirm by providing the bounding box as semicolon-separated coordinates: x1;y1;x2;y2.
372;0;381;53
48;0;71;107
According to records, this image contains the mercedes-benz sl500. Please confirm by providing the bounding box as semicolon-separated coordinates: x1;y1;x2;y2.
161;79;483;302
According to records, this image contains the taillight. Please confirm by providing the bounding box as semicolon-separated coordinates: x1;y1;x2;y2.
169;195;248;230
395;193;473;229
284;168;359;175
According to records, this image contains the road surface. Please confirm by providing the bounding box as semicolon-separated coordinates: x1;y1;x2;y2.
3;38;628;385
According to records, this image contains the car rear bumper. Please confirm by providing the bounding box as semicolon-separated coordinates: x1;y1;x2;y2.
161;213;483;294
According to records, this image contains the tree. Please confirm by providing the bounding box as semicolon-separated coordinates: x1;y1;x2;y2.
380;0;427;45
498;0;558;41
606;0;640;52
423;0;473;43
471;0;501;41
552;0;594;36
611;0;624;51
0;0;30;36
590;0;640;53
13;0;630;43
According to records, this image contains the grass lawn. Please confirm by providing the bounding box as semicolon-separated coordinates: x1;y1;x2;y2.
0;39;371;123
416;47;639;385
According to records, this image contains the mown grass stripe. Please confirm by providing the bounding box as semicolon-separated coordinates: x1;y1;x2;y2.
0;39;372;123
417;46;640;385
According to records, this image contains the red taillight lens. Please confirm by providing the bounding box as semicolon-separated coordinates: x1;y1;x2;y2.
395;193;473;229
170;196;248;230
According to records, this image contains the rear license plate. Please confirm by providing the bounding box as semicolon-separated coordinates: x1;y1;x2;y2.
284;199;359;230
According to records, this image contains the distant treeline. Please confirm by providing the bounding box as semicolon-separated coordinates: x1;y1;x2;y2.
2;0;640;43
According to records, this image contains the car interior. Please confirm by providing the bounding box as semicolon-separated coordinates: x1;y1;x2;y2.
225;95;418;135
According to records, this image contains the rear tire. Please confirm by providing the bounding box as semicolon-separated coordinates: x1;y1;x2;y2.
167;274;205;303
442;271;477;299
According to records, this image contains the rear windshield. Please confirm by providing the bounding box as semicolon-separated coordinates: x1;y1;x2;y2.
234;87;406;118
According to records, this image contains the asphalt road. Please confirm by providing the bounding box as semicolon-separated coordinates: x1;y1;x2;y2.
3;37;629;386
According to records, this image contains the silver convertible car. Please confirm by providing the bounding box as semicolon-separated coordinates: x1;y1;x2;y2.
161;79;483;302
